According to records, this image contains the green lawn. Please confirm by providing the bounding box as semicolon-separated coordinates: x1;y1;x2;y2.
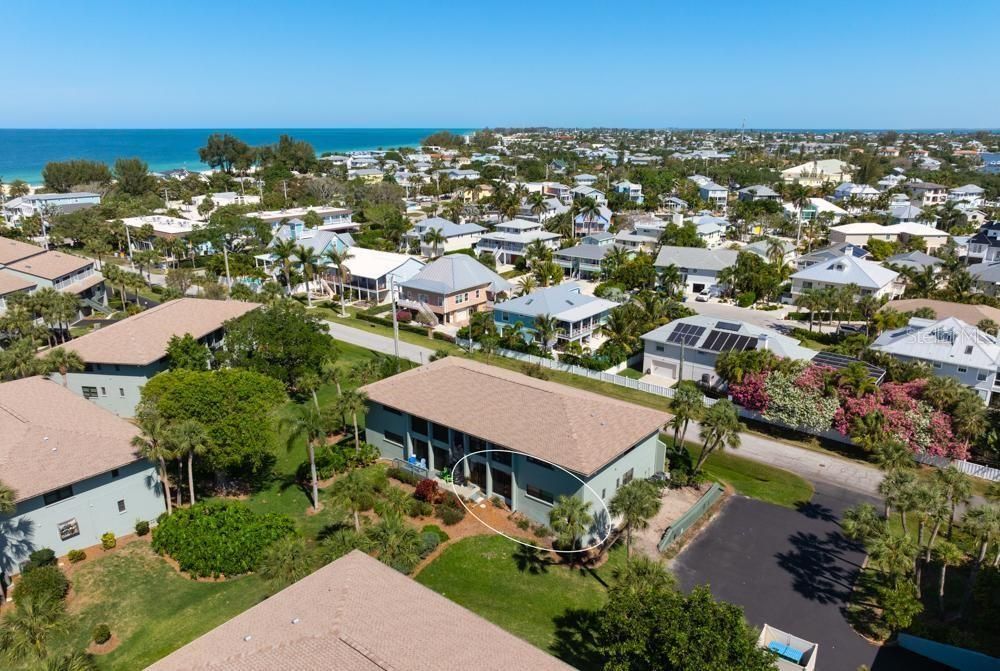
416;535;623;669
674;440;813;508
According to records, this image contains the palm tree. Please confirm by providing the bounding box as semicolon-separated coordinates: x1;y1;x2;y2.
285;401;329;510
871;438;913;472
164;419;209;505
524;239;552;267
364;514;424;572
516;275;537;297
694;400;742;473
528;191;546;222
330;468;375;532
933;540;964;616
549;495;592;552
838;362;876;398
657;263;682;297
960;504;1000;615
295;245;320;306
0;338;44;381
576;197;601;237
878;468;917;528
131;405;173;515
531;313;560;354
0;480;15;516
794;289;820;331
669;381;704;448
43;650;99;671
842;503;887;542
257;535;316;588
337;389;369;453
951;395;986;452
323;247;354;317
935;465;973;539
765;238;787;266
271;239;298;295
43;348;84;388
599;305;642;353
423;227;447;258
609;480;662;557
0;595;67;662
610;554;675;595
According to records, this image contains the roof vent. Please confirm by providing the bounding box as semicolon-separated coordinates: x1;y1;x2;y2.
291;618;300;624
243;635;252;642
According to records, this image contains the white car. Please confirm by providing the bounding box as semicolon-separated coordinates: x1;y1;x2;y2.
695;288;712;302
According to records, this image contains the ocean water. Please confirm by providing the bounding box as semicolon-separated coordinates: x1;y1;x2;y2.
0;128;473;184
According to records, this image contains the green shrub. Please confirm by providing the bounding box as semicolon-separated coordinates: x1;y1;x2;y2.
515;516;531;530
135;520;150;536
436;502;465;526
92;623;112;644
387;467;421;486
15;565;68;603
532;524;552;538
736;292;756;308
23;548;56;572
152;500;295;578
101;532;117;550
420;524;450;543
419;532;440;557
408;499;433;518
67;549;87;563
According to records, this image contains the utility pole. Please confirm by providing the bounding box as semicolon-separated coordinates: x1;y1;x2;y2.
282;180;288;205
123;222;134;267
389;275;401;371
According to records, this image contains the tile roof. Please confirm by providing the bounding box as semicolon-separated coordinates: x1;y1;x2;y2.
361;357;667;476
0;377;143;502
147;550;574;671
60;298;259;365
0;237;45;265
887;299;1000;324
5;250;93;280
0;273;36;296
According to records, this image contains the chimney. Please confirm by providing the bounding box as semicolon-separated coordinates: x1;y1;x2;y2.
757;334;769;351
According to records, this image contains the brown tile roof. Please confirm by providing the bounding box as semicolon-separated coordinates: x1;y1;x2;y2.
61;298;259;365
0;377;143;502
887;299;1000;326
0;273;36;296
361;357;668;476
147;550;575;671
6;250;93;280
0;237;45;265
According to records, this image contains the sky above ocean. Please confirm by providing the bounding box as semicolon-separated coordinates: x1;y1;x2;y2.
2;1;999;130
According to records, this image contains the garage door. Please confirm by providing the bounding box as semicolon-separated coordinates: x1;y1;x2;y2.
651;361;677;379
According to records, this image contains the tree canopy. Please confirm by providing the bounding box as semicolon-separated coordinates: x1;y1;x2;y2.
41;159;112;192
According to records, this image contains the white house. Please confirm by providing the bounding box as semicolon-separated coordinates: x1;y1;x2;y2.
475;219;560;266
248;206;355;233
403;217;486;257
613;180;644;204
331;248;424;303
833;182;881;203
2;192;101;223
781;160;853;187
737;185;780;202
789;254;903;301
654;246;738;294
906;182;948;207
828;221;950;252
570;185;608;206
948;184;985;207
698;181;728;211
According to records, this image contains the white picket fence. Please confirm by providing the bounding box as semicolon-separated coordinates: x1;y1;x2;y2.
914;454;1000;483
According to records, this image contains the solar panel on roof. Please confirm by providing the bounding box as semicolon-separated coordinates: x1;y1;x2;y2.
665;323;705;346
715;321;741;332
810;352;886;381
702;330;757;353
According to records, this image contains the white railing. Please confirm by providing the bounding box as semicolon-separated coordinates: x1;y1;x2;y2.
913;454;1000;482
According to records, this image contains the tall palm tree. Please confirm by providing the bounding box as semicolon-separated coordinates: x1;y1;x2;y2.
923;376;964;411
131;405;173;515
576;197;601;238
515;275;537;297
657;263;682;297
44;348;84;388
271;238;298;295
423;227;447;258
549;495;592;552
531;313;560;354
528;191;546;222
609;480;662;557
878;468;917;528
337;389;369;453
961;504;1000;615
794;289;819;331
284;401;329;510
765;238;787;266
323;247;354;317
694;400;742;473
933;540;964;616
295;245;320;306
331;468;374;532
670;381;704;447
164;419;209;505
524;239;552;267
0;595;67;662
0;338;44;381
935;466;973;539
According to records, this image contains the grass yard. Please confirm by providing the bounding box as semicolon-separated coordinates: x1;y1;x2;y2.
672;440;813;508
14;542;273;671
415;535;624;670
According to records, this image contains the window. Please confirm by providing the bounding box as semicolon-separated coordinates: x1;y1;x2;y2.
491;450;512;466
978;371;989;381
492;469;512;499
966;346;974;355
526;456;554;470
655;345;664;352
622;468;635;485
526;485;554;504
384;430;404;446
111;468;120;478
601;488;606;499
43;485;74;506
432;423;449;443
119;388;125;397
117;499;126;513
383;405;402;416
100;387;107;396
82;386;98;400
933;362;942;369
412;438;429;463
957;367;968;373
410;416;428;435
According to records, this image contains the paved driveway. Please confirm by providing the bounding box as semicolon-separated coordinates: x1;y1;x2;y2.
672;484;946;671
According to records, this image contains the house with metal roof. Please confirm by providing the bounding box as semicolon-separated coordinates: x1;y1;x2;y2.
475;219;560;266
2;192;101;222
737;184;780;202
789;254;903;301
329;248;424;304
698;181;729;211
828;221;950;252
403;217;486;257
573;173;598;186
969;260;1000;296
949;184;985;207
654;246;738;294
570;184;608;205
613;180;644;204
640;316;817;387
885;251;943;274
872;316;1000;402
397;255;511;326
793;243;869;270
0;377;165;575
56;298;259;416
361;357;668;532
493;282;618;347
573;204;613;236
554;234;627;279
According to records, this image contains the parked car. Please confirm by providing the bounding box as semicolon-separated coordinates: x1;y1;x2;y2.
696;288;712;302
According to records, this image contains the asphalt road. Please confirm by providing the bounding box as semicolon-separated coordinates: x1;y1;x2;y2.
325;320;436;364
672;484;947;671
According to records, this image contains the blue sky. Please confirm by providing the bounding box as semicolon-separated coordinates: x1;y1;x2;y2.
4;0;999;129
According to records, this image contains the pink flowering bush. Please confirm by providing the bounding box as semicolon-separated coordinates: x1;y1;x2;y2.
794;365;838;394
729;372;769;411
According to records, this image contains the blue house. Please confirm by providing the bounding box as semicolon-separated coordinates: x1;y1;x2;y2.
0;377;166;576
361;358;668;535
493;282;618;347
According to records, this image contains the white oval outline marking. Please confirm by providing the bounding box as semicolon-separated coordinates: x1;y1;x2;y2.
447;448;613;554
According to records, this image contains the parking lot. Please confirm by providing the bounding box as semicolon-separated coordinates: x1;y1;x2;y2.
671;483;947;671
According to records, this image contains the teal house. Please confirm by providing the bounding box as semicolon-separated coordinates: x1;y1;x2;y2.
361;358;668;537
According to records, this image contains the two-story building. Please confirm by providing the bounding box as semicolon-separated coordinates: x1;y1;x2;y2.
948;184;985;207
570;185;608;206
737;185;780;203
397;254;511;326
828;222;950;252
907;182;948;207
55;298;259;416
331;248;425;303
573;204;613;236
554;234;626;280
475;219;560;266
2;192;101;223
654;246;738;294
698;181;729;211
403;217;486;257
248;206;356;233
613;180;644;204
0;377;165;575
0;237;106;318
871;316;1000;403
361;357;668;534
493;282;618;348
789;254;903;302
